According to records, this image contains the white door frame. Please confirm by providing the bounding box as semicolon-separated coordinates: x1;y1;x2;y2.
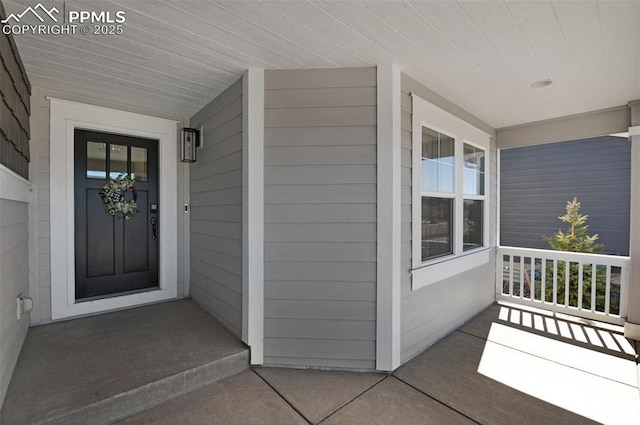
49;98;178;320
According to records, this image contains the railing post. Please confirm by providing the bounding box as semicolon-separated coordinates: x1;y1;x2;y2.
620;263;629;321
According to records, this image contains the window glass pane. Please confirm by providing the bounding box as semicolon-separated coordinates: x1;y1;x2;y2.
422;127;438;158
109;144;128;178
422;197;453;261
463;143;485;195
131;147;148;182
86;141;106;179
439;161;455;193
440;136;455;165
421;127;455;193
463;199;483;251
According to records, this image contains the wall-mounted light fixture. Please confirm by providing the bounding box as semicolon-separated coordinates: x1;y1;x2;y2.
180;127;202;163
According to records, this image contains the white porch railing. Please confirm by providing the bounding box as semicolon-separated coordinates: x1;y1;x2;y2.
497;246;630;325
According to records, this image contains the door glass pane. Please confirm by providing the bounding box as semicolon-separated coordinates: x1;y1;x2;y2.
86;142;107;179
463;143;485;195
422;126;455;193
131;147;148;182
109;144;128;178
463;199;483;251
422;197;453;261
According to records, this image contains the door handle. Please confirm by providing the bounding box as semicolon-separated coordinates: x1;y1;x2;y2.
150;217;157;240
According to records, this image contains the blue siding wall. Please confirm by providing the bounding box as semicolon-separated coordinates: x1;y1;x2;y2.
500;136;630;255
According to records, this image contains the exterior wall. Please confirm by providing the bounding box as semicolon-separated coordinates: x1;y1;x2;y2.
28;87;189;324
500;136;631;256
400;74;496;363
0;198;29;405
1;4;31;404
263;68;377;369
189;79;243;338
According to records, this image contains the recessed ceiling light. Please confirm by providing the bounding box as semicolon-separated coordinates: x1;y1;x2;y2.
531;79;552;88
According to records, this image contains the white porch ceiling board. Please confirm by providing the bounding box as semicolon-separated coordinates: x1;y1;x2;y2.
455;1;568;123
264;1;393;66
3;0;639;128
504;1;586;114
312;0;485;121
23;55;211;104
385;0;537;127
210;0;368;68
18;33;233;91
100;0;282;70
27;60;210;111
30;72;200;116
551;1;609;113
597;1;640;106
359;1;505;118
111;0;307;70
18;43;218;99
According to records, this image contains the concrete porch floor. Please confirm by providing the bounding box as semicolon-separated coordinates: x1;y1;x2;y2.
119;303;640;425
0;299;249;425
2;301;639;425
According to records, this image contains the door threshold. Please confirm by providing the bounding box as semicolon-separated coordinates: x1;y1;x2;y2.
76;286;161;303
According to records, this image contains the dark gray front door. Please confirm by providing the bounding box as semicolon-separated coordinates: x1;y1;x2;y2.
74;129;159;301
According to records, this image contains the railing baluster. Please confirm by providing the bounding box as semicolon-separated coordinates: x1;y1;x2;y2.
552;259;558;306
564;260;570;307
605;265;611;315
509;255;514;297
530;257;536;301
541;259;546;304
577;262;583;310
519;256;524;299
591;263;597;312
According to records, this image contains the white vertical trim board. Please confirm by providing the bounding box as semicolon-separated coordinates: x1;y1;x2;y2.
376;64;402;371
49;98;179;319
242;69;265;365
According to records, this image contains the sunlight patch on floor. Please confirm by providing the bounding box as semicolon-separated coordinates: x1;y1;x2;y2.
478;323;640;425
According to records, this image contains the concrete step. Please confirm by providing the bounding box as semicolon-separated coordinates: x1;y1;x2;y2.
0;299;249;425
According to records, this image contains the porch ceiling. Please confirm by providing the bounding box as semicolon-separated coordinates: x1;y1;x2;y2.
4;0;640;128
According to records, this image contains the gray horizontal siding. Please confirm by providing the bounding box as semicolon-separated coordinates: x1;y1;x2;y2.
189;78;243;337
263;67;377;370
0;199;29;406
500;136;630;256
400;74;496;363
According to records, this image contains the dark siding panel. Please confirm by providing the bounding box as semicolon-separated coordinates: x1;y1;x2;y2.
0;3;31;178
500;136;630;255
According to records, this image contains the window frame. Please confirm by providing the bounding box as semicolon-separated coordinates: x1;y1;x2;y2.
411;94;491;290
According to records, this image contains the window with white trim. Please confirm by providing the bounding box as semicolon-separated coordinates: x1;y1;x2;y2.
411;94;491;289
